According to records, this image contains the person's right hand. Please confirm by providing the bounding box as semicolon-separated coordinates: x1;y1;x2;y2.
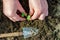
3;0;26;22
29;0;48;20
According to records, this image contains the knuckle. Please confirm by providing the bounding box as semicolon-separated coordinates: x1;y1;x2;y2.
36;9;41;13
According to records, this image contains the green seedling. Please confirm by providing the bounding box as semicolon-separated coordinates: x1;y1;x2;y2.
21;12;25;17
21;12;30;21
21;12;27;17
27;15;30;21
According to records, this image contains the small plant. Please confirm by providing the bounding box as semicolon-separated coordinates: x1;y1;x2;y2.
21;12;30;21
21;12;25;17
27;15;30;21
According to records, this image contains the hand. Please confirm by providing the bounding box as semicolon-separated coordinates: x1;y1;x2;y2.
29;0;48;20
3;0;26;22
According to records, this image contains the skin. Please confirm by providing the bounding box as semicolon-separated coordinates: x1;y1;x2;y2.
29;0;48;20
3;0;26;22
3;0;48;22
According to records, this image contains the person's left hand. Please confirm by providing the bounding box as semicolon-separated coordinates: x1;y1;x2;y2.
29;0;48;20
3;0;26;22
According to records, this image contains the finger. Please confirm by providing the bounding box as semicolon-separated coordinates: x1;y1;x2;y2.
38;4;48;20
17;1;27;16
17;1;25;13
38;13;46;20
29;2;34;16
8;17;16;22
29;8;34;16
38;8;48;20
30;11;41;20
43;0;48;16
12;14;26;21
42;7;48;17
45;10;48;16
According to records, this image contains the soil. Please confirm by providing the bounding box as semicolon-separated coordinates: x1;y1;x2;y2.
0;0;60;40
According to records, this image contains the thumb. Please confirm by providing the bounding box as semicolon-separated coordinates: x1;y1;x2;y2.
29;3;34;16
29;8;34;16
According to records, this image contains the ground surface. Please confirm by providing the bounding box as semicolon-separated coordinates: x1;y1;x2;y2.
0;0;60;40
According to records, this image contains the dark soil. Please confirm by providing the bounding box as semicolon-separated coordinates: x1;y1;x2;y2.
0;0;60;40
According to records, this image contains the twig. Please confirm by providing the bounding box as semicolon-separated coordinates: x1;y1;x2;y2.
0;32;23;38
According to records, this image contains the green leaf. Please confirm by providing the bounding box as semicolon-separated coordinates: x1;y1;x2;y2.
21;12;25;17
27;15;30;21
